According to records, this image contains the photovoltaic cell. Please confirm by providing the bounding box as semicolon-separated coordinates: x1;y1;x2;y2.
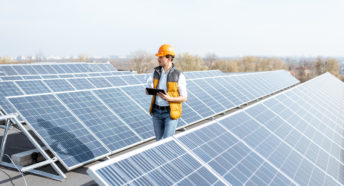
1;76;23;81
57;91;141;152
8;94;109;169
22;65;39;75
12;66;29;75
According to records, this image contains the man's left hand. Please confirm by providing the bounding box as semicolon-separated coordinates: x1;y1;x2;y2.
157;92;171;102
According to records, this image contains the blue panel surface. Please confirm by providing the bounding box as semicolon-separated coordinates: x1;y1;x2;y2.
94;88;154;140
12;66;29;75
91;140;224;185
121;85;152;111
44;79;75;92
8;95;109;169
0;82;23;114
177;123;294;185
87;77;112;88
16;80;51;94
120;75;141;85
22;65;39;75
105;76;127;86
187;81;226;113
57;91;141;152
67;78;95;90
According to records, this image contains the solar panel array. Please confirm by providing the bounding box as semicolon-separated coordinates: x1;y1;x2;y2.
0;63;116;76
87;73;343;185
5;69;299;170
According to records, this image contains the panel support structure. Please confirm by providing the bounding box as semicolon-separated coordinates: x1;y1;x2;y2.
0;113;66;181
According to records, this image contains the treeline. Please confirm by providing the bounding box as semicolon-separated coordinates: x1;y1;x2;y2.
123;52;343;82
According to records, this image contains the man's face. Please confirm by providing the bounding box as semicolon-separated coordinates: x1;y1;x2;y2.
158;56;170;67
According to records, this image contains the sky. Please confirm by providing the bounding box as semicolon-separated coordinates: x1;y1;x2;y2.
0;0;343;57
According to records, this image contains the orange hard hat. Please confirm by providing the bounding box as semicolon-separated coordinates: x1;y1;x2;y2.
155;44;175;57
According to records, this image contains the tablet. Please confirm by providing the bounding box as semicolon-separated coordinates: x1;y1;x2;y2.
146;88;166;95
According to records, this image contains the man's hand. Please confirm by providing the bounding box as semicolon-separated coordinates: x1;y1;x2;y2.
157;92;171;102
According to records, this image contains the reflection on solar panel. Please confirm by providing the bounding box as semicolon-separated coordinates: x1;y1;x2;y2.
1;76;23;81
57;91;141;152
88;139;226;185
15;80;51;94
8;94;110;169
94;88;154;140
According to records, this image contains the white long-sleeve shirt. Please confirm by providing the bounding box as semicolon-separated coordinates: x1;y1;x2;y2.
146;69;187;106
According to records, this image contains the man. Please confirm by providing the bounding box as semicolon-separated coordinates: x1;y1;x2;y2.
146;44;187;141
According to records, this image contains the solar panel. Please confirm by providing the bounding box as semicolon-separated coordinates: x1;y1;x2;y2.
184;91;215;118
67;78;95;90
87;77;112;88
193;79;235;109
120;75;141;85
44;79;75;92
7;94;110;169
50;65;67;74
22;65;39;75
0;82;23;114
57;91;141;152
2;66;18;75
177;123;295;185
187;81;226;113
87;72;339;185
121;85;151;111
59;64;74;73
12;66;30;75
215;77;251;103
41;65;58;74
15;80;51;94
179;103;203;127
93;88;154;140
32;65;50;74
88;139;226;186
105;76;127;87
